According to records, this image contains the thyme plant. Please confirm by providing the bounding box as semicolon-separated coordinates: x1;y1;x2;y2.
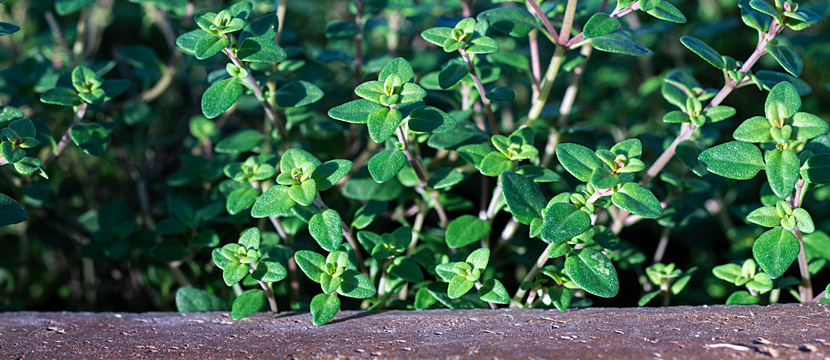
1;0;828;323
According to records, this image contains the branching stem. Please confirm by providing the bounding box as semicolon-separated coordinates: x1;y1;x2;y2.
396;126;449;227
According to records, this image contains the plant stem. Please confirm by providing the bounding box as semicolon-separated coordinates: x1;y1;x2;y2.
558;0;578;45
525;46;565;127
257;280;278;312
459;47;499;135
812;290;826;303
223;47;289;144
653;226;672;264
46;102;89;166
790;178;813;302
140;5;180;102
525;0;559;42
541;43;593;167
312;197;369;277
485;181;502;221
640;21;780;187
528;30;541;103
511;242;554;306
376;258;392;307
396;126;449;227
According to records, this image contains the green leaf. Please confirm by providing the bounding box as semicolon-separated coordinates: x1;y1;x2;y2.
238;36;287;63
175;29;211;55
239;227;260;250
698;141;764;180
749;0;780;22
476;6;540;38
70;123;109;156
408;106;457;133
590;167;621;190
565;248;619;298
309;209;343;252
746;206;781;227
726;290;759;305
294;250;327;283
251;261;287;282
226;187;259;215
611;183;662;218
765;81;801;122
342;167;403;201
337;269;376;299
712;263;744;284
327;99;382;124
479;152;515;177
0;193;27;226
467;248;490;270
801;154;830;184
646;1;686;23
792;208;814;233
704;106;736;123
223;262;249;286
387;257;424;283
0;22;20;36
755;70;811;95
367;108;402;143
379;57;415;83
733;116;772;143
500;172;545;224
765;44;803;77
590;30;653;57
746;273;773;294
446;215;491;248
251;186;295;218
680;36;724;69
556;143;602;182
752;227;800;279
420;27;452;47
55;0;94;15
541;203;591;244
792;112;829;141
40;87;82;107
638;290;662;306
175;287;227;312
428;167;464;189
202;78;243;119
13;157;45;178
486;87;515;103
438;63;469;89
215;129;264;153
478;279;509;304
231;289;266;320
351;201;388;229
0;142;23;164
448;276;476;299
288;179;316;206
311;159;353;191
764;149;799;198
368;149;406;183
583;13;620;39
465;36;499;54
194;35;229;60
310;293;340;326
274;81;323;107
325;20;359;39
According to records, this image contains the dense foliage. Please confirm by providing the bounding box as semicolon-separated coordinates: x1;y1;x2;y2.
1;0;829;324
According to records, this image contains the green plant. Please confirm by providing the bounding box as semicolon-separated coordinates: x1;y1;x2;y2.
1;0;829;325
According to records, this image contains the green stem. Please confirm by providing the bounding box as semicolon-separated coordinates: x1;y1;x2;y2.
525;46;565;127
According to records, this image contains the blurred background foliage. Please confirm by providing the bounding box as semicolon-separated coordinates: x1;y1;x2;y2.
0;0;828;311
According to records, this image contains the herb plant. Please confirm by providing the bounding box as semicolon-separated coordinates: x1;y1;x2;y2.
1;0;829;322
